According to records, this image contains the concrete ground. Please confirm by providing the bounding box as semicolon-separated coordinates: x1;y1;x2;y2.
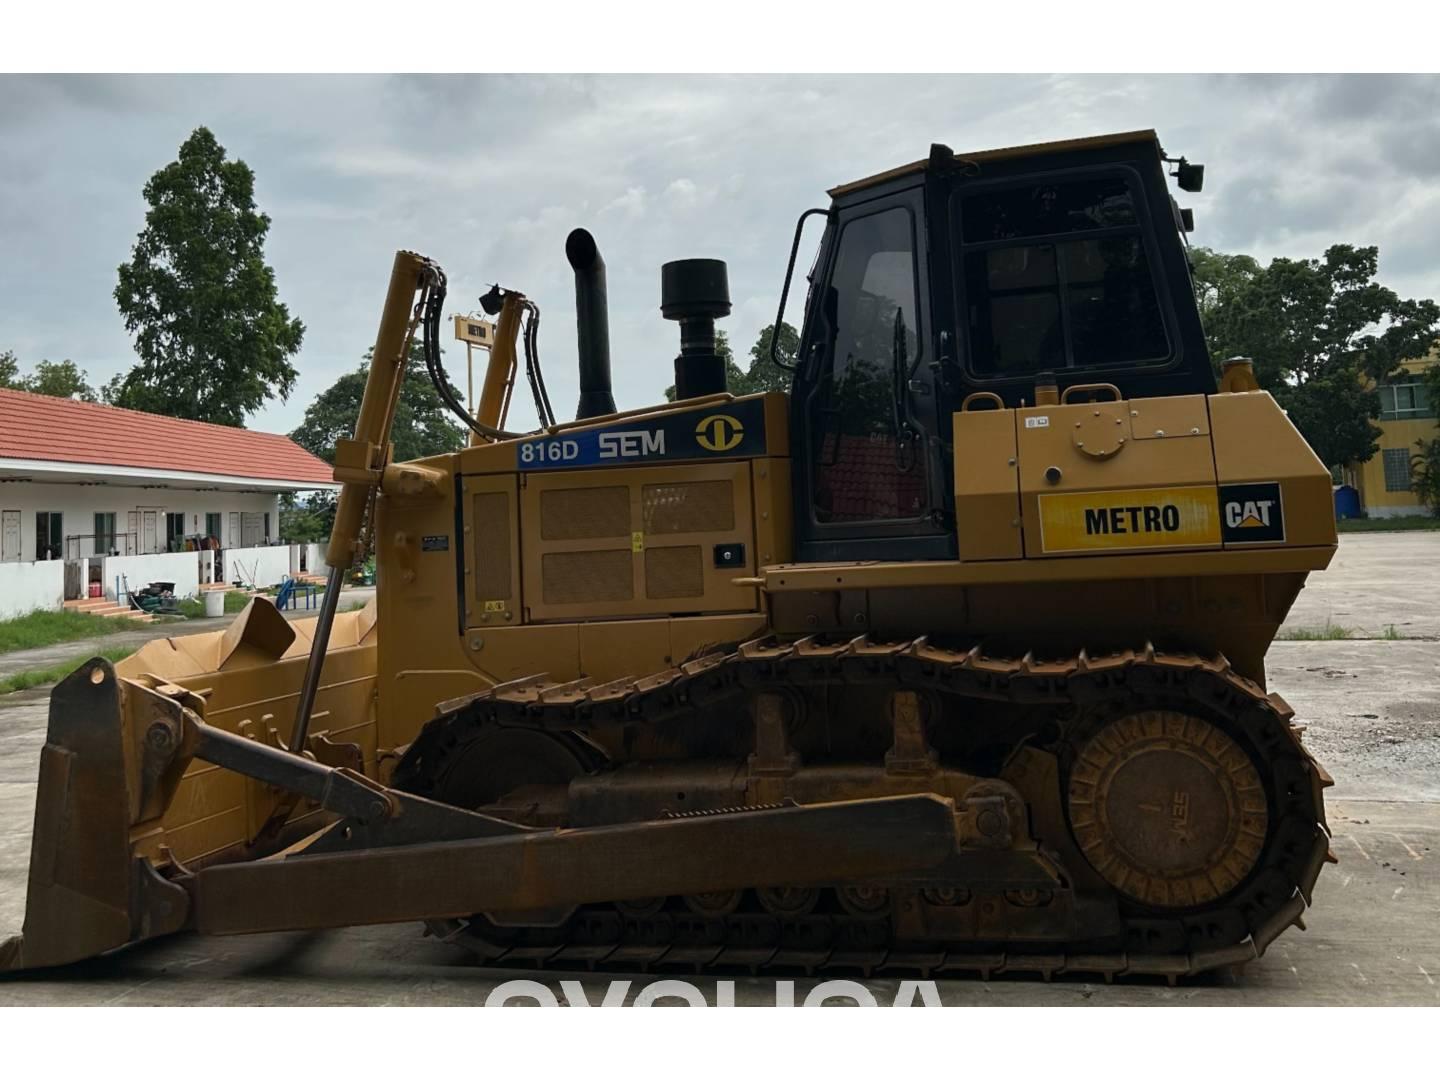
0;538;1435;1005
1283;531;1440;638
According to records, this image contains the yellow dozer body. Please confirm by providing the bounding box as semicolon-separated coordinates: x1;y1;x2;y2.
3;131;1336;981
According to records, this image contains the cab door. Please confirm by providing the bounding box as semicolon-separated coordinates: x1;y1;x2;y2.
791;185;954;563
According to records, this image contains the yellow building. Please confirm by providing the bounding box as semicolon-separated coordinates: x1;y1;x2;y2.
1343;352;1438;518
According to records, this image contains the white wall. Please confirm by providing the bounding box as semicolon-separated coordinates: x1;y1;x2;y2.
0;480;281;561
0;560;65;620
301;543;329;575
1366;505;1423;520
102;550;202;602
222;545;293;589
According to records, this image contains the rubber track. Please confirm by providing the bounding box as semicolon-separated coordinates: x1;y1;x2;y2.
395;637;1334;983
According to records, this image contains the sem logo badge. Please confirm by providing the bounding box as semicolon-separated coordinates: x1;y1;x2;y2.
1219;482;1286;544
695;413;744;452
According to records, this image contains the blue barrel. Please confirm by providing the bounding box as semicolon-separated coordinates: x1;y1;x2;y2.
1333;484;1361;519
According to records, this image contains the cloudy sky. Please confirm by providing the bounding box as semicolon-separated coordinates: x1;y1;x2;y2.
2;74;1438;436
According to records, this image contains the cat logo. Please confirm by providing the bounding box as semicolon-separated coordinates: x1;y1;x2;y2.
1226;501;1274;530
1219;482;1286;544
695;413;744;452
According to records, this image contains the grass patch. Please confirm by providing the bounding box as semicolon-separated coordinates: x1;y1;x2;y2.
0;646;136;696
176;591;256;618
1337;515;1440;532
1278;621;1422;641
0;608;146;655
1278;620;1355;641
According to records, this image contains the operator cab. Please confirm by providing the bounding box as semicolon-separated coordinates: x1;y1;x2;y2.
787;130;1210;562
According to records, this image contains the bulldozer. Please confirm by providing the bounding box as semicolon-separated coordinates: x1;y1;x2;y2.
1;129;1337;982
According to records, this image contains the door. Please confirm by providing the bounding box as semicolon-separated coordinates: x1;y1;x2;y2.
229;512;240;548
142;511;158;554
1;510;19;562
241;512;263;547
791;193;953;562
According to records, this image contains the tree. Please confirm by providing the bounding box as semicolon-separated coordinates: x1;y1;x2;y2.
744;322;799;394
1190;244;1440;468
0;351;100;401
662;322;799;401
1411;437;1440;518
278;492;332;544
292;345;466;466
110;126;304;427
1411;361;1440;517
285;344;466;540
21;359;98;402
664;330;738;402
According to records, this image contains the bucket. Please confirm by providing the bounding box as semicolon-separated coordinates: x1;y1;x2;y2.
203;590;225;617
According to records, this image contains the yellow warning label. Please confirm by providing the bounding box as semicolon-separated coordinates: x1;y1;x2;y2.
483;600;506;613
631;531;644;552
1038;485;1220;554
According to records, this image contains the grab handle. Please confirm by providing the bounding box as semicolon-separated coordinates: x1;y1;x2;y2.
1060;382;1122;404
960;391;1005;412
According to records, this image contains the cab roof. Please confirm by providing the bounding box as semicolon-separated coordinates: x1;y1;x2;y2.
827;129;1160;198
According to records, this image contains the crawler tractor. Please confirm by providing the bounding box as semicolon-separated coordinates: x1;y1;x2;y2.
2;131;1337;981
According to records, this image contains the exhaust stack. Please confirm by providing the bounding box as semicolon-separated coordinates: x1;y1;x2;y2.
663;258;732;400
566;228;616;420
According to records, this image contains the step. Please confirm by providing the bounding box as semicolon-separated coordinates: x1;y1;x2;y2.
64;598;115;611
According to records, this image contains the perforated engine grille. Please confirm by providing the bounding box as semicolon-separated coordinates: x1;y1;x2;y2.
541;486;630;540
542;549;634;605
644;545;704;599
642;480;734;535
471;491;511;600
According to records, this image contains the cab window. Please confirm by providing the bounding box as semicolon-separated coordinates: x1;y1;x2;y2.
809;206;928;524
958;175;1169;376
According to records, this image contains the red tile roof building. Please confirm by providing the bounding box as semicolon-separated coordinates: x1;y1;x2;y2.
0;388;333;486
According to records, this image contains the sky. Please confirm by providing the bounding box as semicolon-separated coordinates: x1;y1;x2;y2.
2;73;1439;436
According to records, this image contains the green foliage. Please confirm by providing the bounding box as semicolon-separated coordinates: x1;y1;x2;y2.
110;127;304;427
176;591;253;618
294;343;466;466
0;609;146;655
279;492;331;544
664;322;798;401
1189;244;1440;468
286;342;466;540
21;359;98;401
0;353;99;401
1413;363;1440;517
1410;436;1440;517
744;322;799;394
1278;620;1354;641
0;646;136;696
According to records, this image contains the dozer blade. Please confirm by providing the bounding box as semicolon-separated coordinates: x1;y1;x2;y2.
0;659;190;972
1;660;960;971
